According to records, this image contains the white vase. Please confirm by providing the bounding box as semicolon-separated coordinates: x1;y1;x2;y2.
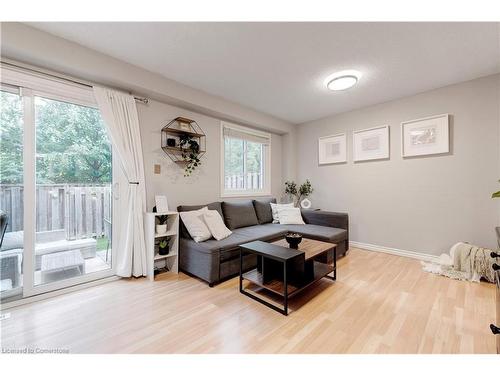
300;198;312;209
156;224;167;235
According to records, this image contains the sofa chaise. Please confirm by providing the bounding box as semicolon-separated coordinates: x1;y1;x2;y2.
178;198;349;286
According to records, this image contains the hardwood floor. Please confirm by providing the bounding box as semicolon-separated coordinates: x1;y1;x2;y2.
0;248;496;354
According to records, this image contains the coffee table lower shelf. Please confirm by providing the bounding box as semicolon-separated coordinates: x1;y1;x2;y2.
242;261;334;299
240;262;337;315
239;239;337;315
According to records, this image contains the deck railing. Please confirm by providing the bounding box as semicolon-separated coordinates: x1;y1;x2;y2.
224;173;262;190
0;184;112;240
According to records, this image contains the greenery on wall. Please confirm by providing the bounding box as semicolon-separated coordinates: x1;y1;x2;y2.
179;133;202;176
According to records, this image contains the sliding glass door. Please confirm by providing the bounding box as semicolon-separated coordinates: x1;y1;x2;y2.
0;86;24;301
1;67;117;302
34;96;113;287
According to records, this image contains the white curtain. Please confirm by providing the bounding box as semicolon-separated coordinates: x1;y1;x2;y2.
93;86;147;278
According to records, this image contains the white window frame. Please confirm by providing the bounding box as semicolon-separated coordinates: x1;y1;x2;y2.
1;65;97;108
220;121;271;198
0;65;118;301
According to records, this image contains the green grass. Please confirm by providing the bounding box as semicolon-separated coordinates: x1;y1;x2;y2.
96;237;110;251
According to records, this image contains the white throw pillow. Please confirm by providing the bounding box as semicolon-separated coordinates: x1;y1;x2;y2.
270;202;294;223
179;207;212;243
278;207;305;225
203;210;232;241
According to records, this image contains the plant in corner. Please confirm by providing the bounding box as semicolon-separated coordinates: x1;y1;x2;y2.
284;181;298;203
491;182;500;249
284;179;314;207
179;133;201;177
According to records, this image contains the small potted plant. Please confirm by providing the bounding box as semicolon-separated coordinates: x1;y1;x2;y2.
156;215;169;235
284;179;314;207
158;238;170;256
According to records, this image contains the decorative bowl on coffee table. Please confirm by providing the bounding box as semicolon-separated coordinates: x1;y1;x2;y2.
285;232;303;249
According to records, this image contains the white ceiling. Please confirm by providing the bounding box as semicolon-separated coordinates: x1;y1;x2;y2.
28;22;500;124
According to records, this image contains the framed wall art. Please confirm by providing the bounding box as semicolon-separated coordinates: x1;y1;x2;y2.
155;195;169;213
352;125;390;162
401;114;449;157
318;133;347;165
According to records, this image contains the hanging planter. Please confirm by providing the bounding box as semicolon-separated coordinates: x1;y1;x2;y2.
179;133;202;176
161;117;206;177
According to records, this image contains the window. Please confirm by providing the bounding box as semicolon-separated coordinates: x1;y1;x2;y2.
221;122;271;197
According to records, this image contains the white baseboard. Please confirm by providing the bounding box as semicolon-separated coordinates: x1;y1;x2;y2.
349;241;439;262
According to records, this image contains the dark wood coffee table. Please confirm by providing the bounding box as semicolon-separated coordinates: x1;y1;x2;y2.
239;238;336;315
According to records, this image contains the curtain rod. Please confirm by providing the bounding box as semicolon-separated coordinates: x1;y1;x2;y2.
0;60;149;104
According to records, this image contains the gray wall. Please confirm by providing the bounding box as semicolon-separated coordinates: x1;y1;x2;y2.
5;22;498;256
297;75;500;256
138;99;283;211
1;22;294;208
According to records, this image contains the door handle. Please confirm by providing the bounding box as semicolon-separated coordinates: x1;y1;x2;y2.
491;324;500;335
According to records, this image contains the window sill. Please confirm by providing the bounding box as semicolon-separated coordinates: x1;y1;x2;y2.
220;191;272;199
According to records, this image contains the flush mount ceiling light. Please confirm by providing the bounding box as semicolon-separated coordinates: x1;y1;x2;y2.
324;70;362;91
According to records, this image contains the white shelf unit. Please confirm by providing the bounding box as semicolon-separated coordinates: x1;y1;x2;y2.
144;211;179;281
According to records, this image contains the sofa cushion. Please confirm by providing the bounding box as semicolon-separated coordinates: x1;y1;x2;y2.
252;198;276;224
177;202;224;239
179;207;212;243
180;232;249;255
182;224;287;262
280;224;347;243
278;207;305;225
270;202;294;223
203;210;232;241
1;231;23;252
219;225;287;262
233;223;288;242
222;201;259;230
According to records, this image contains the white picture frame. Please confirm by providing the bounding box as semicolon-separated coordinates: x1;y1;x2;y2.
401;114;449;158
352;125;390;162
318;133;347;165
155;195;169;213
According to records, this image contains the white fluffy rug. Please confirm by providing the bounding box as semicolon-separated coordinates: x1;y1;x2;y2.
421;242;496;283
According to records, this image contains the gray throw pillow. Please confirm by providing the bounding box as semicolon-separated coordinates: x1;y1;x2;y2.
252;198;276;224
222;200;259;230
177;202;224;239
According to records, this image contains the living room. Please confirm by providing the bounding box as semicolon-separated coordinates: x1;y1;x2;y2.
1;1;500;371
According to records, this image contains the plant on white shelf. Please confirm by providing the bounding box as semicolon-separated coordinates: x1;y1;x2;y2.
156;215;169;234
158;238;170;256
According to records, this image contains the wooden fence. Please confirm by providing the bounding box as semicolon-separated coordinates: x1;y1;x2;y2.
0;184;112;240
224;173;262;190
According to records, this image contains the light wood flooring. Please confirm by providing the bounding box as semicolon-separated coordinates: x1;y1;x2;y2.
0;248;496;353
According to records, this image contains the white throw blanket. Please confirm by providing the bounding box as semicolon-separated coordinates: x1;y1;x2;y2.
422;242;496;283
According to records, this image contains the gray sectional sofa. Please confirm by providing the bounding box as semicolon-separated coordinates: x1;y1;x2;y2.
178;198;349;286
